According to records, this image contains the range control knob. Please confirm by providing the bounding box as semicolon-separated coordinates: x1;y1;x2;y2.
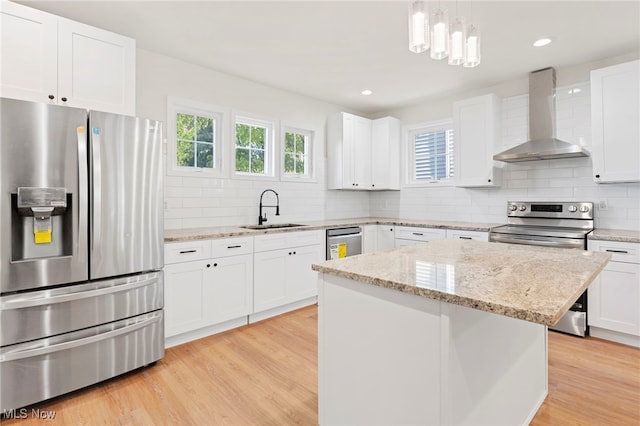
579;205;590;213
509;204;518;211
568;205;578;213
519;204;527;211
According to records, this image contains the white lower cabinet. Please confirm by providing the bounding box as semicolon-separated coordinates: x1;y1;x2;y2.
363;225;378;254
164;237;253;345
446;229;489;242
395;226;446;247
588;240;640;347
252;230;324;321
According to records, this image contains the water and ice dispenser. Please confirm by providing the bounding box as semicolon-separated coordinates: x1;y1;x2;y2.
11;187;72;261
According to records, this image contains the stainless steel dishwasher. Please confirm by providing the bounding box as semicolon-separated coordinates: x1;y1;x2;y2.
326;226;362;260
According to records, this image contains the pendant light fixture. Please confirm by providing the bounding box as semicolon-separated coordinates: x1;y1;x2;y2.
430;6;449;60
464;23;481;67
408;1;429;53
406;1;481;67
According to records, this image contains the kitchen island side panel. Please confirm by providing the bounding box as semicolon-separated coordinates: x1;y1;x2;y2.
318;273;547;426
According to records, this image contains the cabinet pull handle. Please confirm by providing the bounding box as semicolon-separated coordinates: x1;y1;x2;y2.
179;249;197;254
48;94;55;100
412;232;424;236
227;245;242;249
459;236;473;240
61;97;68;102
605;249;628;254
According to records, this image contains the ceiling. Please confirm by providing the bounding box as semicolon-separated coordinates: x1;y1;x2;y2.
18;1;640;114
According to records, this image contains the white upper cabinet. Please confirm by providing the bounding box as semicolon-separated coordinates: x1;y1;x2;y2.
327;112;400;190
453;94;502;187
371;117;401;190
0;2;135;115
591;60;640;183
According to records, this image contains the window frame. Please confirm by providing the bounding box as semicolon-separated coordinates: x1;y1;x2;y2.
232;112;277;180
404;119;456;187
280;122;316;182
166;97;227;178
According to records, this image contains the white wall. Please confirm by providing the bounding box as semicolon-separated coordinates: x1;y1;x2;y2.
135;49;370;230
370;55;640;231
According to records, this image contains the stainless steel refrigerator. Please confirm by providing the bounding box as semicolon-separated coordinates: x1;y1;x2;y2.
0;98;164;411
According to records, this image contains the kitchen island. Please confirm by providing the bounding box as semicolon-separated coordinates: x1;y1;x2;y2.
312;239;611;426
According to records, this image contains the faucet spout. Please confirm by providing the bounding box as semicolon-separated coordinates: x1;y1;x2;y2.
258;189;280;225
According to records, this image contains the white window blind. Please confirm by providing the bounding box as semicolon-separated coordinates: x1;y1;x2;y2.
414;128;455;181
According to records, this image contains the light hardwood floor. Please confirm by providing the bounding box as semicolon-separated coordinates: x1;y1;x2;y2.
3;305;639;425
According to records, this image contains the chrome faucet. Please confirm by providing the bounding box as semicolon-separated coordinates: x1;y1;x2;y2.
258;189;280;225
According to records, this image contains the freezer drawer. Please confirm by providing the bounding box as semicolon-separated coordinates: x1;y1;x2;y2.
0;271;163;347
0;310;164;411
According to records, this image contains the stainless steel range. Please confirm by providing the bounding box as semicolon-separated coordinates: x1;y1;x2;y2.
490;201;594;336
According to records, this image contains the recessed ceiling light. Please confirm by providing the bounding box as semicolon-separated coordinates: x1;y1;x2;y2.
361;89;373;96
533;38;552;47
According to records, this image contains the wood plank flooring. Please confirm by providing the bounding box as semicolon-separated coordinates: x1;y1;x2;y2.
3;305;639;425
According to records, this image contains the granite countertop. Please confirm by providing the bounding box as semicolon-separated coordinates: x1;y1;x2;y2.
588;229;640;243
164;217;501;242
312;239;611;327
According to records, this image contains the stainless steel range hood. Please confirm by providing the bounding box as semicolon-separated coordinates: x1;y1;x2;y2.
493;67;590;162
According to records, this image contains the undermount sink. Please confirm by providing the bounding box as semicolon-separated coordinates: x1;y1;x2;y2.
240;223;306;230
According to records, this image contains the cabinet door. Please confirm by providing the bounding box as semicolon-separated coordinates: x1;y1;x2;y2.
371;117;401;190
353;115;372;189
591;60;640;183
287;244;323;302
377;226;395;250
57;18;135;115
164;261;207;337
0;2;57;104
340;113;356;188
206;254;253;324
363;225;378;253
588;261;640;336
453;94;501;187
254;249;288;312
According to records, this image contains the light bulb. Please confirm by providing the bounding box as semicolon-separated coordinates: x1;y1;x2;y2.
430;8;449;60
408;1;429;53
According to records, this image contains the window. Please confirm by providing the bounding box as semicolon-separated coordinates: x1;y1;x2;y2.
407;120;455;184
234;115;274;177
167;97;225;177
282;125;314;181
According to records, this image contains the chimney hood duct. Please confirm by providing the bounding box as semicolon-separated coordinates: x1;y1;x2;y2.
493;67;589;162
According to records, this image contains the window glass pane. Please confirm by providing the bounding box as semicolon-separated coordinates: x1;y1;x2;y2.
236;148;250;172
236;123;250;147
250;150;265;173
285;132;295;152
284;153;295;173
295;154;306;174
196;117;213;142
196;142;213;168
295;134;305;154
250;126;265;149
176;113;195;140
177;140;195;167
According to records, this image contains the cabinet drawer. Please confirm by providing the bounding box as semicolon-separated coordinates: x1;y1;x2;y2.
395;227;446;242
164;240;212;264
211;236;254;258
254;230;323;252
446;229;489;242
589;240;640;264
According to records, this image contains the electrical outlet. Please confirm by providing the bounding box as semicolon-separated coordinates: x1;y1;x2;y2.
598;200;608;211
164;201;168;210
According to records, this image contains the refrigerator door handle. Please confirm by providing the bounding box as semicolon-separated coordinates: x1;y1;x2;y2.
1;275;160;310
0;313;162;362
91;126;102;261
77;126;88;260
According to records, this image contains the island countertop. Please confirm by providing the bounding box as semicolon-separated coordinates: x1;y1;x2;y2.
312;239;611;326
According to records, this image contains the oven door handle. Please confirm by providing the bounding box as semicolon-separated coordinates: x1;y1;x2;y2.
490;234;582;249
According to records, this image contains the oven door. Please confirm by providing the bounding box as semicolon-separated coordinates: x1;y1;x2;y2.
489;231;588;336
490;233;586;249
